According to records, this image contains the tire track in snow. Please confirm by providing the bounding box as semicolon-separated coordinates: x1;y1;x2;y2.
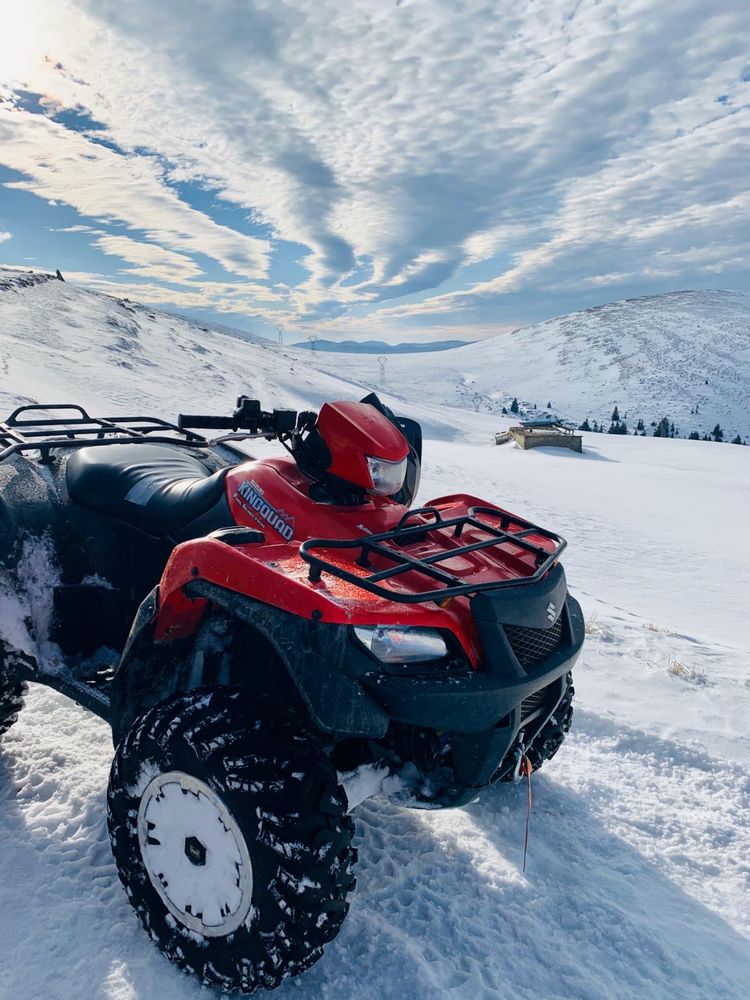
1;682;748;1000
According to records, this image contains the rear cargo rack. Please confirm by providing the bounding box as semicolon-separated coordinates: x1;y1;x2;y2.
299;506;566;604
0;403;210;464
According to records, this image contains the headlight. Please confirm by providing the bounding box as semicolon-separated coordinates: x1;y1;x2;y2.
366;454;407;495
353;625;448;663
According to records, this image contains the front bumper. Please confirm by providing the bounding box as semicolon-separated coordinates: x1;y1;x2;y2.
362;597;582;733
361;567;584;802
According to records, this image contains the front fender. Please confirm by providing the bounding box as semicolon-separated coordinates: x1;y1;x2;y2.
184;580;390;740
111;581;389;746
110;587;194;745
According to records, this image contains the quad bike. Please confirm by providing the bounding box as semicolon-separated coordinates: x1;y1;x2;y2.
0;394;583;994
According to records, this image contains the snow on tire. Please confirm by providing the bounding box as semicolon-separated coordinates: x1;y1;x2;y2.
497;673;574;782
107;686;356;994
0;655;27;739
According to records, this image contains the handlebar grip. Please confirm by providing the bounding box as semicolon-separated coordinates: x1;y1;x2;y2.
177;414;235;430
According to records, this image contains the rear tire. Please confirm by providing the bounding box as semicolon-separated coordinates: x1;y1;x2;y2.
107;687;356;994
0;654;27;740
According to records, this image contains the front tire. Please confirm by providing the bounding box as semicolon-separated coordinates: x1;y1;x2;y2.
524;671;575;772
107;687;356;994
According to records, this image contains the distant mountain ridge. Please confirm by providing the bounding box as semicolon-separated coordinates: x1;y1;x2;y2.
291;338;471;354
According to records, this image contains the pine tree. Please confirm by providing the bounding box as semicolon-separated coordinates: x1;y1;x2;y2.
510;398;519;414
611;406;620;423
653;416;670;438
636;418;644;432
501;406;508;415
688;431;700;440
712;423;723;442
731;434;743;445
578;418;591;432
547;401;552;409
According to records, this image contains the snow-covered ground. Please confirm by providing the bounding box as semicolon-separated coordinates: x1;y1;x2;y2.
1;271;749;999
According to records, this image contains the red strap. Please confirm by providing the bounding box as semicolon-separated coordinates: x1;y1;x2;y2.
520;754;533;872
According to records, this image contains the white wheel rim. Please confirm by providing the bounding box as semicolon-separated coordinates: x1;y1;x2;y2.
137;771;254;937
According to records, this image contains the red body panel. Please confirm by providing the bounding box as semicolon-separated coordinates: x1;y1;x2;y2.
155;455;558;669
227;457;406;543
317;401;409;490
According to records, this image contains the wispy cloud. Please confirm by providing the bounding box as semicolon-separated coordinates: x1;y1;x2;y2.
0;231;11;244
0;0;748;339
0;108;271;279
92;234;203;284
63;271;286;314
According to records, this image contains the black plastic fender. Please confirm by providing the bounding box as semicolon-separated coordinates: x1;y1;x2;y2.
110;580;390;746
185;580;390;739
109;587;194;745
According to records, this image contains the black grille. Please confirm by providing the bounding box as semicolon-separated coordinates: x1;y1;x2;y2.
520;684;552;721
504;615;564;669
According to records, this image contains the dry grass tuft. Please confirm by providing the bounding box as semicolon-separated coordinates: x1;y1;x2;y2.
645;622;679;637
585;613;615;641
666;656;710;686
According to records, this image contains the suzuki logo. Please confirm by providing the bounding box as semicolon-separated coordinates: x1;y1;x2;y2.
546;601;557;623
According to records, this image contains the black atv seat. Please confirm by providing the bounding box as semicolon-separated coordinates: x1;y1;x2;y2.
66;444;229;538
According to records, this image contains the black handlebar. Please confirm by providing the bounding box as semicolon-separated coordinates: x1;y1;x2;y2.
178;397;298;436
177;414;236;430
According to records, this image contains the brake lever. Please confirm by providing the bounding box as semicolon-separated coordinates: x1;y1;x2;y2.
207;432;268;446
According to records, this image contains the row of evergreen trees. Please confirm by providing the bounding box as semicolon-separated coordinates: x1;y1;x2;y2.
501;397;554;416
498;396;745;445
577;407;744;444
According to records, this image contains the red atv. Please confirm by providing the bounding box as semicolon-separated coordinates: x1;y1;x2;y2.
0;394;583;994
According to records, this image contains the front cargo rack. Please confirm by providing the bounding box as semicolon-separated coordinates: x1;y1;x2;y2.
299;506;566;604
0;403;211;464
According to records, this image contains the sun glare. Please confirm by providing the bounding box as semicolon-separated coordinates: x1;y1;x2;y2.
0;2;48;91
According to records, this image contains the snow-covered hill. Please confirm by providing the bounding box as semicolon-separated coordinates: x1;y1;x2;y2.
316;290;750;441
1;270;749;999
0;268;484;442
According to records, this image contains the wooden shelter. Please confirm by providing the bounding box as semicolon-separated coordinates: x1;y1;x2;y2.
500;421;583;453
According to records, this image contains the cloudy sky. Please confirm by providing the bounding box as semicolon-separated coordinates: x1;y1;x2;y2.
0;0;748;342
